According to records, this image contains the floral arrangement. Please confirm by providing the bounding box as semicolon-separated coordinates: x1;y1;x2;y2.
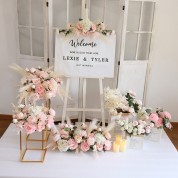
125;91;142;113
116;119;154;136
12;104;55;134
49;120;114;152
149;108;172;129
104;88;142;115
137;107;152;120
10;64;63;104
58;18;115;37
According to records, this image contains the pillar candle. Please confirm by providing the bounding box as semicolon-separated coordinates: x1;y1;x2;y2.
113;141;120;152
116;134;122;144
119;139;127;152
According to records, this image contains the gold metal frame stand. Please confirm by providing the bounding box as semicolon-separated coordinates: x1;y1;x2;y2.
20;128;50;163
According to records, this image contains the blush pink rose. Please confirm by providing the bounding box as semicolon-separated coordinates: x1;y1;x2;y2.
149;113;159;123
32;78;40;84
96;144;103;151
37;122;45;132
39;71;48;79
49;109;56;116
80;142;90;152
76;22;83;30
68;139;78;150
104;140;112;151
35;84;45;97
60;129;69;139
47;115;54;128
164;111;171;120
24;123;36;134
27;116;36;124
87;136;95;146
159;112;165;118
91;24;96;32
156;117;163;127
37;113;47;122
74;135;82;143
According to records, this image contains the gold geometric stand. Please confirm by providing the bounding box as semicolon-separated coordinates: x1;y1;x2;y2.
20;128;50;163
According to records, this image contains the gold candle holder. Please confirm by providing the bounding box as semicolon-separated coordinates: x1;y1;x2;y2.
19;128;50;163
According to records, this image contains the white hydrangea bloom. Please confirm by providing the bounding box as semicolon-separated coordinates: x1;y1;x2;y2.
94;133;106;145
57;140;69;152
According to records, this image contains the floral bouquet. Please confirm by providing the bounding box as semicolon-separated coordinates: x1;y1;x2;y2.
149;108;172;129
58;18;115;37
104;88;142;115
49;120;114;153
12;104;55;134
136;107;152;120
116;119;154;136
10;64;63;104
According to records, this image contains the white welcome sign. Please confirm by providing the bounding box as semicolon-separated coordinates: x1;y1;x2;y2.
55;34;116;78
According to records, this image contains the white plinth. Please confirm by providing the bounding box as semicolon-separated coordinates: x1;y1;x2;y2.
0;124;178;178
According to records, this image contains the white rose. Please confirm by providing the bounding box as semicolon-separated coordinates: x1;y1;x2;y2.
18;104;25;108
13;119;18;124
146;128;151;134
25;68;29;72
133;121;138;126
150;123;154;127
141;129;145;134
57;140;69;152
30;67;36;73
128;128;133;133
124;125;128;130
111;30;115;35
94;133;106;145
31;85;35;89
98;128;102;132
17;112;24;119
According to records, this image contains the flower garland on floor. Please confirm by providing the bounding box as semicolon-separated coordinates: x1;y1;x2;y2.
58;18;115;37
10;64;63;104
12;104;55;134
49;120;114;152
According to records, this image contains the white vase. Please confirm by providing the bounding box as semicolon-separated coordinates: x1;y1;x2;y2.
145;127;163;142
127;135;144;150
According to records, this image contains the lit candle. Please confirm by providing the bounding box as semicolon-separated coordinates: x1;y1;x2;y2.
116;134;122;144
119;139;127;152
113;141;120;152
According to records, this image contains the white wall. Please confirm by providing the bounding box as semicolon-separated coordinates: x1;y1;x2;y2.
146;0;178;122
0;0;178;122
0;0;19;114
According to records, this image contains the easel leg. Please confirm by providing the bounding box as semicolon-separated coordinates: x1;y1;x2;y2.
62;78;70;124
82;78;87;123
78;78;83;122
99;78;105;127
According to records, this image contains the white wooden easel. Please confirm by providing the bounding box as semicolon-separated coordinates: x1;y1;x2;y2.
61;0;105;126
62;77;105;126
